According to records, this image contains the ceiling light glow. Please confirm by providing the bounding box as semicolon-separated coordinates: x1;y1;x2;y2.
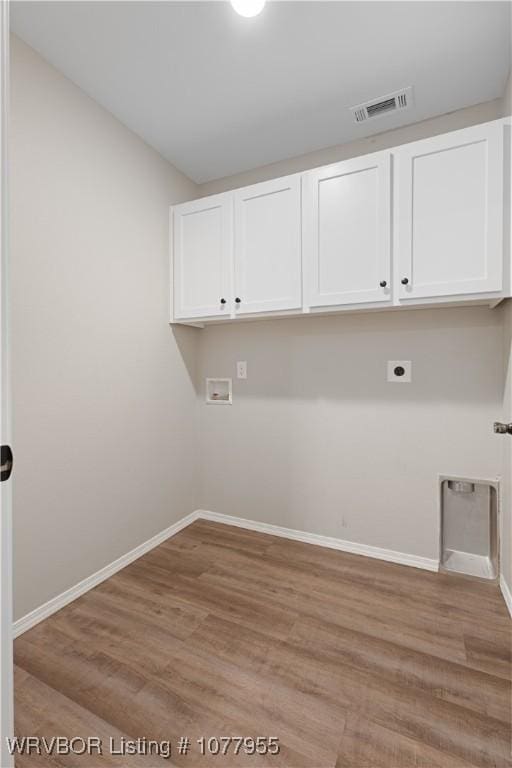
230;0;266;18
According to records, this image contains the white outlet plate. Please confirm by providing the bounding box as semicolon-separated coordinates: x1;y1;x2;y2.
236;361;247;379
387;360;412;383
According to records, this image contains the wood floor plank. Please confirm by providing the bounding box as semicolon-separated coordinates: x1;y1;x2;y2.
92;569;209;639
265;538;510;628
14;666;170;767
198;555;471;668
153;641;345;765
335;714;479;768
184;614;282;674
14;520;511;768
136;562;299;640
196;538;511;675
262;631;511;767
288;615;510;723
464;633;512;680
181;520;280;556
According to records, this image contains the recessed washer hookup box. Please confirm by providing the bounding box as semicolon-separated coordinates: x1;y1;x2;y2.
440;476;499;580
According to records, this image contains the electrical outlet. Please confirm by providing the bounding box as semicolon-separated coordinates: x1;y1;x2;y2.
387;360;412;383
236;361;247;379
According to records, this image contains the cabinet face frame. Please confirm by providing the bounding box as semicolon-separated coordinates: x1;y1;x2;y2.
394;122;504;303
302;151;392;310
233;175;302;315
172;193;233;320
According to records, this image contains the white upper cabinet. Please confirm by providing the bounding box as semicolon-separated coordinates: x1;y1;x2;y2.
303;152;392;308
233;175;302;315
170;119;508;325
173;193;232;319
395;122;504;302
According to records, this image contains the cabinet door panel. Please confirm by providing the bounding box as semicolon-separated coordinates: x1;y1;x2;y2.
303;153;391;307
173;194;232;319
396;122;503;301
234;176;301;314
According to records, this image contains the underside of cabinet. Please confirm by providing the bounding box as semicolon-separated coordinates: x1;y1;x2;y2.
170;295;505;327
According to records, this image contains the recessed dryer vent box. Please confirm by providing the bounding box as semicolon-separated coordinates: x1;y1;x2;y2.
440;476;499;580
206;378;232;405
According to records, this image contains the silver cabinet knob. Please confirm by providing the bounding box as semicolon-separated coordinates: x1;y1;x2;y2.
494;422;512;434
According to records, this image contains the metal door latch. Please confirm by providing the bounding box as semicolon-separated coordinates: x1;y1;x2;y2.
0;445;12;481
494;422;512;435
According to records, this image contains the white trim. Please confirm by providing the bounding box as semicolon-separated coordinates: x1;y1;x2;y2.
500;574;512;618
13;512;199;638
13;508;442;639
197;510;439;572
0;3;13;765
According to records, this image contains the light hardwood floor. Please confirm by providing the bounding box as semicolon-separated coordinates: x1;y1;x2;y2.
14;520;512;767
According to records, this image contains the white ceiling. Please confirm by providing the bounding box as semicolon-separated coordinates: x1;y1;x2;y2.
10;1;512;184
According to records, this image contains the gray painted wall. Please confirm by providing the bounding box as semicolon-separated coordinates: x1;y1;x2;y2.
197;308;503;562
11;34;511;619
10;36;199;620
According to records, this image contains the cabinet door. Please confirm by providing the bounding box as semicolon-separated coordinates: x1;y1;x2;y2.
173;194;232;319
303;152;391;308
395;122;503;301
233;176;302;315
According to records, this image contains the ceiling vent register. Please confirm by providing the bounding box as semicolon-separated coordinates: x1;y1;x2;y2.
350;87;413;123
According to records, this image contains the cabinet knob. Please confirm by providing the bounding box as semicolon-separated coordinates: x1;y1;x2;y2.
401;277;409;285
235;297;241;304
379;280;387;288
220;298;226;305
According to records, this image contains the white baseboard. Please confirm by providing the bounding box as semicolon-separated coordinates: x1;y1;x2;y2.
12;511;200;638
500;574;512;618
196;510;439;572
13;508;440;638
